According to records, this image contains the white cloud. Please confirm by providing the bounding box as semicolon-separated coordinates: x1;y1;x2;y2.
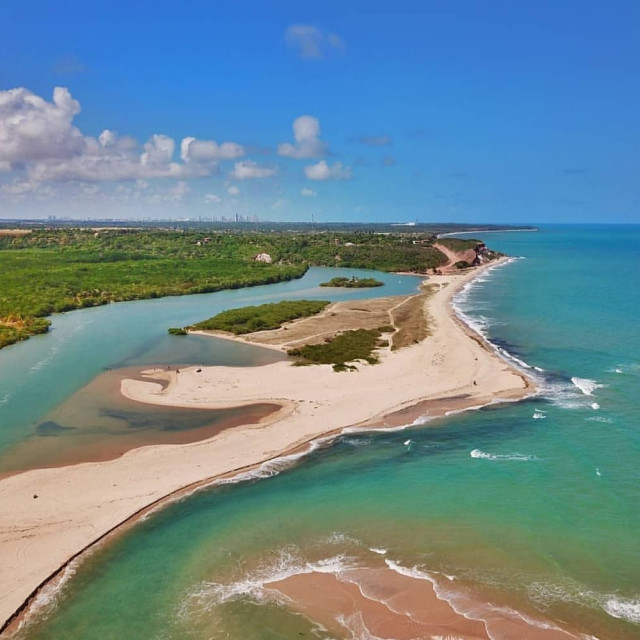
180;137;244;163
300;187;317;197
204;193;221;204
227;185;240;195
0;87;244;184
0;87;85;166
0;178;56;200
305;160;352;181
285;25;345;59
230;160;276;180
278;115;327;159
141;134;175;167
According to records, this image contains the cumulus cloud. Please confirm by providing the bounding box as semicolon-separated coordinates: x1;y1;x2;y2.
180;137;244;163
300;187;317;197
226;184;240;195
204;193;221;204
305;160;352;181
278;115;327;159
359;135;392;146
285;25;345;59
0;87;85;167
0;87;244;184
230;160;276;180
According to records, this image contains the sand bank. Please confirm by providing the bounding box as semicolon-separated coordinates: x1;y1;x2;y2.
266;565;583;640
0;259;532;633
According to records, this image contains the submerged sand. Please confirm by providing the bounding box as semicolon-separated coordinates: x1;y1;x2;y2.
0;260;533;633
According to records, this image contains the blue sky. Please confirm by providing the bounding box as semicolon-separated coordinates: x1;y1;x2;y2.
0;0;638;223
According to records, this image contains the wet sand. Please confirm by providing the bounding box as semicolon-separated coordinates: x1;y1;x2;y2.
266;566;585;640
0;260;535;634
0;367;280;476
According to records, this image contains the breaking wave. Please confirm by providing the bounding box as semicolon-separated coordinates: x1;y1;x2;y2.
529;579;640;625
470;449;538;462
571;377;605;397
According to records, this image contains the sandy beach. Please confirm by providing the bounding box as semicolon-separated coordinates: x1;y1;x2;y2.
0;260;533;634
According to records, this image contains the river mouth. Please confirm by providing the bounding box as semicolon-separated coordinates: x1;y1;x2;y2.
0;365;281;476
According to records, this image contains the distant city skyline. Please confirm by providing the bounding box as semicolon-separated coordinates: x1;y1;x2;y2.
1;1;639;223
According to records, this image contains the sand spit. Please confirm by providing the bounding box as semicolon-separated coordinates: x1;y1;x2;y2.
0;259;532;633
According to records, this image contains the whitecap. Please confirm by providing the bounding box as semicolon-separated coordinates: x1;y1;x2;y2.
591;402;600;410
570;377;604;396
529;580;640;625
533;410;547;420
470;449;538;462
185;548;353;611
603;596;640;623
586;416;613;424
213;439;328;487
369;547;387;555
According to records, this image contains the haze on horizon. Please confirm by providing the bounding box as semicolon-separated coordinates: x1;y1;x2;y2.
0;0;638;224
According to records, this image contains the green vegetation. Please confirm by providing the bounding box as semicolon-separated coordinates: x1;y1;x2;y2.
288;327;387;370
0;226;461;349
168;327;188;336
436;237;483;252
0;229;312;349
190;300;330;334
454;260;472;269
0;316;50;350
320;276;383;288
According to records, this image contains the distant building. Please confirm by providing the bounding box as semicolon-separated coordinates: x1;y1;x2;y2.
254;252;273;263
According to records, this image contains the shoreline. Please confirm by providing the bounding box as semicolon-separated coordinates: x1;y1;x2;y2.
0;258;534;635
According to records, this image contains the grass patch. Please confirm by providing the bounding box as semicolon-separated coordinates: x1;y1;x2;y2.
190;300;330;334
287;327;387;368
319;276;383;288
391;291;433;350
436;237;481;252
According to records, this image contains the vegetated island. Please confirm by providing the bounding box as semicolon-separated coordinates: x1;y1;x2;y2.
319;276;383;288
0;247;535;633
175;298;395;371
0;224;515;350
186;300;330;335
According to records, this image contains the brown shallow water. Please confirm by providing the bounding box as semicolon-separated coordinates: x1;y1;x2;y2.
266;568;586;640
0;366;279;476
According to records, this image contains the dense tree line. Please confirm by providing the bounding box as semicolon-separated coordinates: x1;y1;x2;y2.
190;300;330;334
0;228;454;349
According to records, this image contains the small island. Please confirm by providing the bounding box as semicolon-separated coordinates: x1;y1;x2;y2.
319;276;384;288
180;299;330;335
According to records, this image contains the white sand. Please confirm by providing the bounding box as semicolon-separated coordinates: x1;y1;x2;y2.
0;260;531;631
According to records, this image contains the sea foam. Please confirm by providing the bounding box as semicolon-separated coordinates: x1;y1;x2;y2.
570;377;604;396
603;595;640;624
470;449;538;462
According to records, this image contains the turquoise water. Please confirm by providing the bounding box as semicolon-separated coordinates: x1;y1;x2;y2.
0;266;421;459
10;227;640;639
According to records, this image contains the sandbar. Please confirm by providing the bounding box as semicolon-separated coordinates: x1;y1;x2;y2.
0;259;533;633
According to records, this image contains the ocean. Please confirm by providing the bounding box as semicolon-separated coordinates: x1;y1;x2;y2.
8;225;640;639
